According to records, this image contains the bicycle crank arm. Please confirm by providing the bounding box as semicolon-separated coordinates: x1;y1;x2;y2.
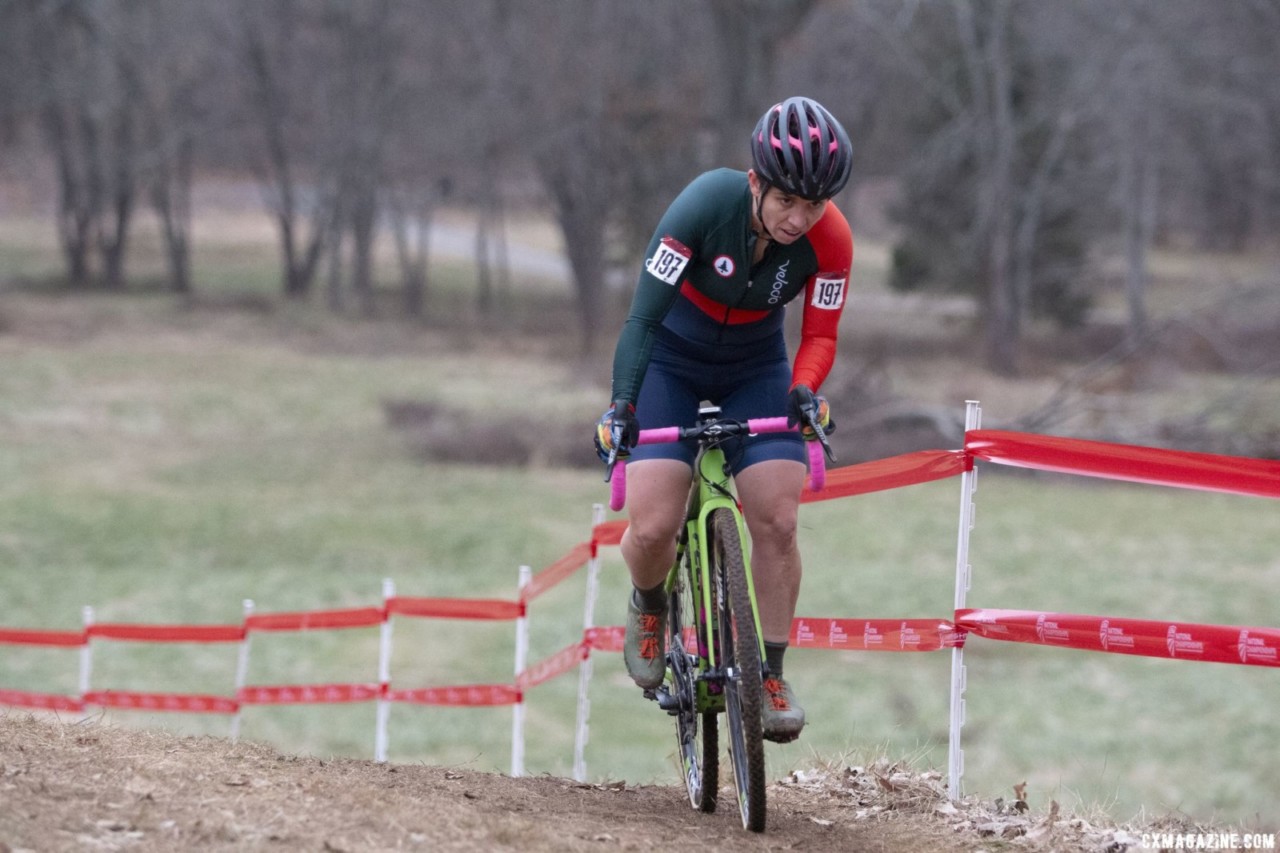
655;686;683;714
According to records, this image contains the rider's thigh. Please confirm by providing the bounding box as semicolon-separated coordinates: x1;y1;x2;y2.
624;458;694;542
734;459;806;538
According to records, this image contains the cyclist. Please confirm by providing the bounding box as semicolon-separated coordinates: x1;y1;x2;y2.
596;96;853;743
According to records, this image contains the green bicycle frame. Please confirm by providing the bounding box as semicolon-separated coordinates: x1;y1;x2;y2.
668;442;767;711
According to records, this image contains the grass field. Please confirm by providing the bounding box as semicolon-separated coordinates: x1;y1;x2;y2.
1;208;1278;829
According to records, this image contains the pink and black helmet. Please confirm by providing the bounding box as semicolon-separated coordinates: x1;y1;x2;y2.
750;97;852;201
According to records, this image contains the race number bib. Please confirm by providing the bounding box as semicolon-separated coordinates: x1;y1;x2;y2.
810;275;846;310
645;236;692;285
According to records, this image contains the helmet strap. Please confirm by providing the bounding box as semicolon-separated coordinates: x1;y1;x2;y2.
752;180;776;244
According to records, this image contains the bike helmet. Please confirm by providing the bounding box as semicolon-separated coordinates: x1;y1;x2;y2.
750;97;852;201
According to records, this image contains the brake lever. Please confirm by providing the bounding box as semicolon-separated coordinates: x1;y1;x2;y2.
603;421;624;483
803;406;838;464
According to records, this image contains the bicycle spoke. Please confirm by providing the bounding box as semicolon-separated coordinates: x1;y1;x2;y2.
669;565;717;813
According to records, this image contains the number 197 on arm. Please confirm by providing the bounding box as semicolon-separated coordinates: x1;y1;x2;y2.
645;236;692;285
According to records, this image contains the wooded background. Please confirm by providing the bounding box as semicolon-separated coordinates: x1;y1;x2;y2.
2;0;1278;373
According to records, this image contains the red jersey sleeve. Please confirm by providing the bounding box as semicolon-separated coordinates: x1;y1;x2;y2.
791;203;853;392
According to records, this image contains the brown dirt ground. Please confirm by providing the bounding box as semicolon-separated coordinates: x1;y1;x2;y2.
2;713;1210;853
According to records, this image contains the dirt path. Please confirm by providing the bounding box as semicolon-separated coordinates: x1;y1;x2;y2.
1;714;1184;852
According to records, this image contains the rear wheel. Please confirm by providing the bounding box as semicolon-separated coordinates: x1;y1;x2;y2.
711;507;766;832
669;565;717;813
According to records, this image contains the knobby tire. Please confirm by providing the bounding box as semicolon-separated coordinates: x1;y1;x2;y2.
711;507;767;832
669;566;717;813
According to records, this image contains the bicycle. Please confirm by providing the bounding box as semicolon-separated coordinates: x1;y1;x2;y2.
605;404;832;832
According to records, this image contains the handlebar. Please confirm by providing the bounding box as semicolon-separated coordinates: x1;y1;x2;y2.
606;416;829;512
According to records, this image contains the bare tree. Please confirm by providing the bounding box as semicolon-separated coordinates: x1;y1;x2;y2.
871;1;1108;373
462;2;515;318
1106;13;1168;344
324;0;403;317
384;178;442;318
25;0;141;290
222;0;340;300
8;0;1280;355
0;1;39;148
954;0;1019;372
1071;1;1280;344
506;1;716;353
111;0;218;296
706;0;820;165
504;3;622;352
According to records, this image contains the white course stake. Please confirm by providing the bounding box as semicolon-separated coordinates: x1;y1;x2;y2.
230;599;254;741
79;605;94;721
573;504;606;782
511;565;532;777
375;578;395;763
948;400;981;801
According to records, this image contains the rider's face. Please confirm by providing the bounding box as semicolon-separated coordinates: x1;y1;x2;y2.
748;170;827;244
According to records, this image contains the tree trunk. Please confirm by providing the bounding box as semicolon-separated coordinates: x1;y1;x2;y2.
46;106;95;288
549;182;608;356
984;1;1019;375
956;0;1019;375
99;172;134;291
388;190;432;318
1123;145;1158;346
152;135;195;296
351;188;378;318
325;212;346;314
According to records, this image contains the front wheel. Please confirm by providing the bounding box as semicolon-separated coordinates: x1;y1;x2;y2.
669;566;717;813
711;507;767;832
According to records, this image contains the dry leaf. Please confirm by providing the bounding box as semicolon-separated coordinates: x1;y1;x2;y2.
1013;783;1028;812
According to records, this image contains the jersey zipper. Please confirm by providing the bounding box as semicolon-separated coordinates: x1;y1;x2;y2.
718;256;767;344
718;230;774;344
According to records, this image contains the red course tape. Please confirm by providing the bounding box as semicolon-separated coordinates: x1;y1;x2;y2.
83;690;239;713
0;628;85;647
802;449;969;503
966;430;1280;499
518;642;588;690
957;609;1280;667
244;608;385;632
387;684;519;707
387;597;521;621
522;542;592;603
0;689;84;712
237;683;382;705
791;618;965;651
89;623;244;643
592;520;628;547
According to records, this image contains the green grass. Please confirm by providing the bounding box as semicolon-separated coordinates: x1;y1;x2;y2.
955;476;1279;822
2;251;1278;828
